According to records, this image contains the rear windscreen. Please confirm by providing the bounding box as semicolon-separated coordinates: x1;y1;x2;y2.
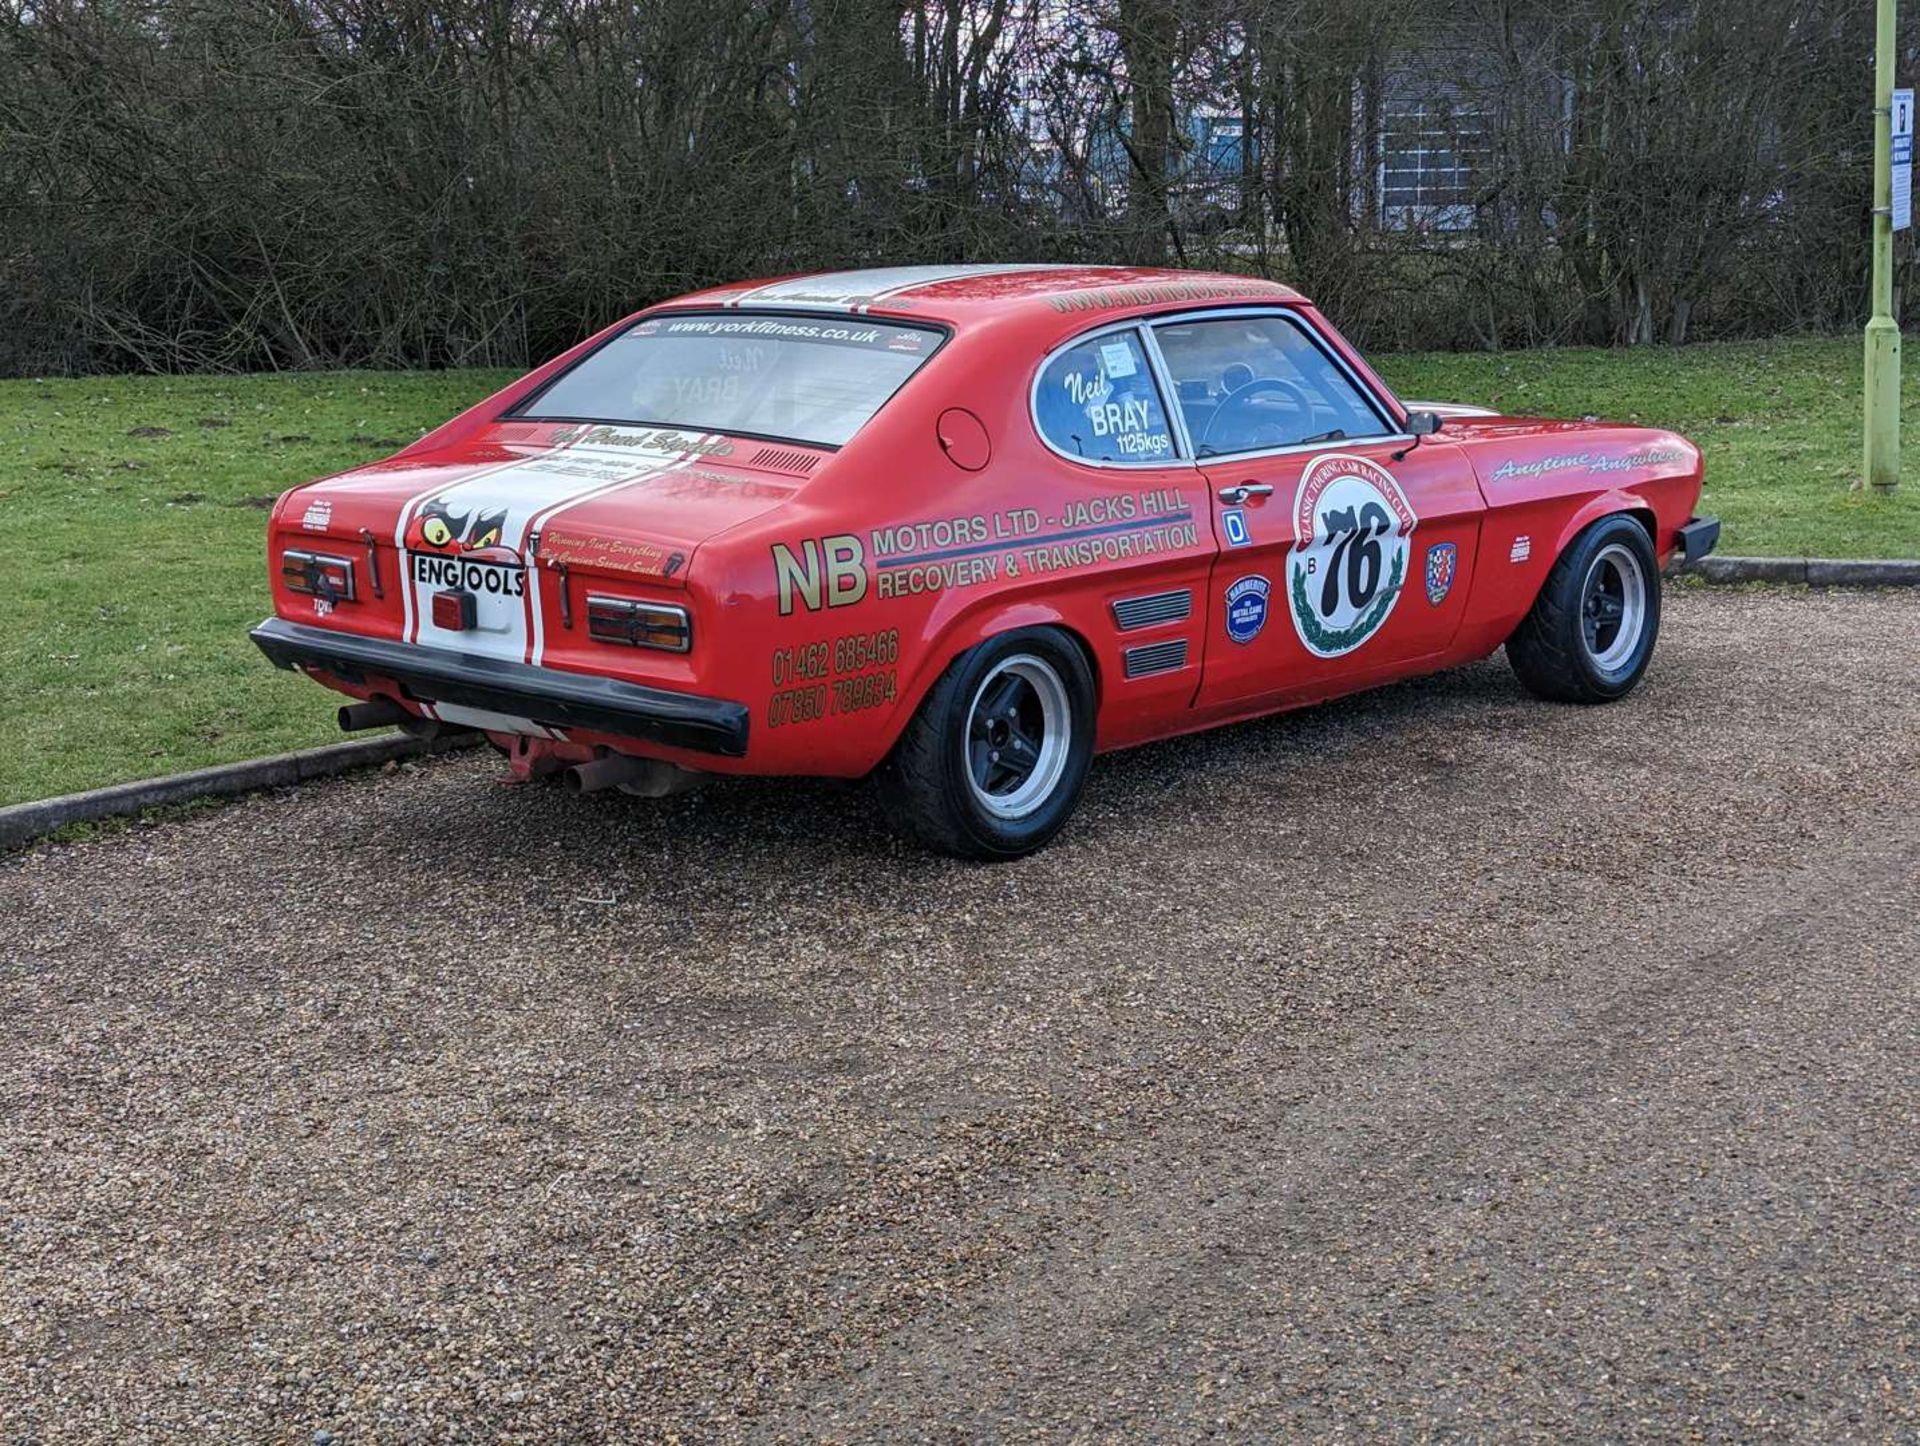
516;312;945;448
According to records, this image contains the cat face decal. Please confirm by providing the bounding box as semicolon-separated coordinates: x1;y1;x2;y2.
410;499;512;559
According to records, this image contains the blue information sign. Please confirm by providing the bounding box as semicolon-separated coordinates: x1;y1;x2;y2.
1893;88;1913;232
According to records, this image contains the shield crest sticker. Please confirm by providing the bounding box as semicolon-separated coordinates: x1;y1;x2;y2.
1424;542;1458;606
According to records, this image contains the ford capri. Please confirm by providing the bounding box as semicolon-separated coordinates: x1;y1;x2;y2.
252;264;1718;858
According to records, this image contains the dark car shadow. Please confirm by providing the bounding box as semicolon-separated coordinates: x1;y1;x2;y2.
371;655;1529;890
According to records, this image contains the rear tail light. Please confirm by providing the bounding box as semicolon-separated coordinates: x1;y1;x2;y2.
587;595;691;652
282;549;358;602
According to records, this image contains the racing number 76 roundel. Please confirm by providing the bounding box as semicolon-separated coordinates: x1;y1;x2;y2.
1286;453;1419;658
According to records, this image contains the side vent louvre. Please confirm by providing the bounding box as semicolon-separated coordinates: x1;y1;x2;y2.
1111;589;1192;631
1122;639;1188;680
748;446;819;474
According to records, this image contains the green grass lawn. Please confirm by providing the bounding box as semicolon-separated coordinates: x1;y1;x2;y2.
3;337;1917;808
1377;339;1920;560
1;370;513;808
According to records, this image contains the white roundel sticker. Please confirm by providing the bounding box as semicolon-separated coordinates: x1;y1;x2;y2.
1286;453;1419;658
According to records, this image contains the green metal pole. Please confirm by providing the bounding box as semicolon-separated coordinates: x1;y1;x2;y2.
1865;0;1901;492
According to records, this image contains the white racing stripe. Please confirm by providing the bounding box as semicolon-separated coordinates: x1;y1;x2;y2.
398;434;703;664
391;451;538;647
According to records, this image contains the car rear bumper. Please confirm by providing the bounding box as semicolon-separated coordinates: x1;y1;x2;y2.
251;616;750;758
1676;515;1721;562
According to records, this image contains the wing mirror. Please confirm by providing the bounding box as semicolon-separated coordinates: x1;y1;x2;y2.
1392;410;1443;461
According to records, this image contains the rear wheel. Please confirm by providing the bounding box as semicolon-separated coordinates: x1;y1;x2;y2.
1507;513;1661;703
881;628;1095;859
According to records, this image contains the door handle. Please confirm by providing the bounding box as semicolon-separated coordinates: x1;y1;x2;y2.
1216;482;1274;504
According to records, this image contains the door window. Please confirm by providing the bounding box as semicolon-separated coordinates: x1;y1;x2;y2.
1152;314;1392;458
1032;329;1177;464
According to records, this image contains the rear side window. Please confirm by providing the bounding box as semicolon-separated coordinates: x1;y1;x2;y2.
1033;330;1176;464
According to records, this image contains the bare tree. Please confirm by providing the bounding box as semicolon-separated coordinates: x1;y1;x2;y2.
0;0;1899;373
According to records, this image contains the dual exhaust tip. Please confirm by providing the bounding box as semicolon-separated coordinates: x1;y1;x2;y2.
338;698;470;743
339;698;432;735
561;753;703;798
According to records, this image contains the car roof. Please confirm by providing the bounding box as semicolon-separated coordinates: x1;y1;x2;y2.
664;264;1305;323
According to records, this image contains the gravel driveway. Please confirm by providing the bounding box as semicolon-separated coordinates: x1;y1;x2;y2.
3;587;1917;1443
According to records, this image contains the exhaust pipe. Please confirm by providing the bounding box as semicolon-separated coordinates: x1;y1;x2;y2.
339;698;478;747
564;754;652;794
338;699;411;732
564;753;705;797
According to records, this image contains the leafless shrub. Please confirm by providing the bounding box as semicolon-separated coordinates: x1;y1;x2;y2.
0;0;1900;373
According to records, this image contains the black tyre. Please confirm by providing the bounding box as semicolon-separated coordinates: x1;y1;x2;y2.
1507;513;1661;703
880;627;1096;860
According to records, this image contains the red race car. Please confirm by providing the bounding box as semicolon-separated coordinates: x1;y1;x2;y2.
253;265;1717;858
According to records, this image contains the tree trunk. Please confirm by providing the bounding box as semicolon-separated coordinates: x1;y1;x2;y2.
1668;297;1693;346
1116;0;1178;263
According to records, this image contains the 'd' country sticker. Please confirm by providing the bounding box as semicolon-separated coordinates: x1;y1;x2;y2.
1285;453;1417;659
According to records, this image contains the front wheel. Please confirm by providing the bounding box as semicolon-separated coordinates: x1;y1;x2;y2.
1506;513;1661;703
880;628;1096;860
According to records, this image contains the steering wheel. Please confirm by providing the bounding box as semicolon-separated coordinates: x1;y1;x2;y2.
1199;376;1316;454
